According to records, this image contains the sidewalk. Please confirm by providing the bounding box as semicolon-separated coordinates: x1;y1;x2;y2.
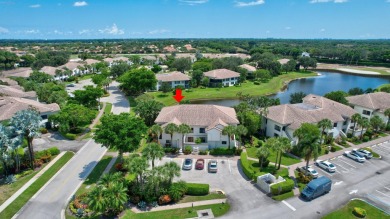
0;151;66;213
76;102;106;141
130;198;227;213
102;156;118;175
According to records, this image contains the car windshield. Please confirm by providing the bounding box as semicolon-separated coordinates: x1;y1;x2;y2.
311;170;317;174
210;164;217;168
328;163;335;168
185;160;191;165
305;187;314;193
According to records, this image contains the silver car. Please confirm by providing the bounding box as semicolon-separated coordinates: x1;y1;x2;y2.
208;160;218;173
297;166;319;178
315;160;336;173
344;151;365;162
182;158;193;170
353;148;373;159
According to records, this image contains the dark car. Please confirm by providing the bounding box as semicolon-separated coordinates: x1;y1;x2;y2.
195;159;205;170
182;158;193;170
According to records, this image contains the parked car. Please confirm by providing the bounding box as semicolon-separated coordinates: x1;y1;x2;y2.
66;83;75;87
344;151;365;162
353;148;373;159
183;158;193;170
297;166;319;178
301;176;332;201
315;160;336;173
195;159;205;170
208;160;218;173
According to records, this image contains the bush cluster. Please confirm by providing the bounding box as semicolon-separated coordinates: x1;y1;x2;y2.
240;152;254;180
209;148;235;156
164;147;179;154
353;207;367;218
64;133;77;140
186;183;209;196
270;179;295;195
184;146;192;155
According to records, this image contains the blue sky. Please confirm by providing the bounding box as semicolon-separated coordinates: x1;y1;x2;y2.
0;0;389;39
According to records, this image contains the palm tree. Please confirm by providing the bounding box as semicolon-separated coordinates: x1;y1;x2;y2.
370;115;384;133
142;142;165;169
161;161;181;184
294;123;321;171
351;113;362;137
10;109;42;169
148;125;163;143
256;146;270;171
99;172;123;188
277;137;292;170
106;182;128;214
384;108;390;127
317;119;332;144
359;118;370;140
178;124;191;151
264;137;280;168
222;125;237;150
125;156;149;187
235;125;248;145
87;186;106;214
164;123;178;147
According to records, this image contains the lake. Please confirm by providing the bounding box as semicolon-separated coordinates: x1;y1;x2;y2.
192;71;390;106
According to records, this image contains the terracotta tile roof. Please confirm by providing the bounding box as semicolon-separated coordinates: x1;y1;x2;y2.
2;68;33;78
203;69;240;80
278;59;290;65
346;92;390;113
113;57;129;62
239;64;256;72
156;71;190;82
0;85;36;98
104;58;114;62
264;94;356;130
59;62;83;70
84;59;101;65
0;97;60;121
155;104;239;127
0;77;19;86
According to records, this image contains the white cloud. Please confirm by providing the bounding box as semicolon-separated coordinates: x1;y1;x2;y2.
266;30;270;34
25;29;40;34
235;0;265;7
29;4;41;8
320;28;325;32
179;0;208;6
53;30;63;35
73;1;88;7
0;26;9;34
78;29;91;35
285;26;292;30
310;0;348;3
99;24;124;35
148;29;170;35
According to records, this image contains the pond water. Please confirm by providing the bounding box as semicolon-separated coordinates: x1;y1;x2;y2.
192;71;390;106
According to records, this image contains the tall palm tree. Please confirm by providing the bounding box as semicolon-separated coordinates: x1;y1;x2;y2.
106;182;128;214
164;123;178;147
235;125;248;145
384;108;390;127
148;125;163;143
294;123;321;171
142;142;165;169
256;146;270;171
277;137;292;170
178;124;191;151
222;125;237;150
370;115;384;133
161;161;181;184
351;113;362;137
359;118;371;140
87;186;106;214
264;137;280;168
317;119;332;144
125;156;149;186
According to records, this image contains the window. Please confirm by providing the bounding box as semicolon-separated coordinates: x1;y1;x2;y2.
274;133;279;137
274;125;281;132
343;120;348;125
199;128;205;133
166;140;171;144
333;123;337;128
41;115;48;119
222;141;227;145
159;134;162;139
191;128;194;133
174;81;181;84
187;137;194;142
200;137;207;143
363;110;371;116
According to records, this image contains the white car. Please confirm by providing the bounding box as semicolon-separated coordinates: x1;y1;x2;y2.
315;160;336;173
353;148;373;159
344;151;365;162
297;166;319;178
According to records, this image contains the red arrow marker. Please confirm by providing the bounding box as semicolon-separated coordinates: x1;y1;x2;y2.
173;89;185;103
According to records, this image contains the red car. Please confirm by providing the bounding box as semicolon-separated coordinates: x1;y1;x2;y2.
195;159;205;170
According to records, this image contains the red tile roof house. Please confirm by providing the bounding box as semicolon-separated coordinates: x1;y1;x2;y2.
203;69;240;87
0;85;37;100
239;64;256;73
261;94;356;145
155;105;239;151
155;71;191;91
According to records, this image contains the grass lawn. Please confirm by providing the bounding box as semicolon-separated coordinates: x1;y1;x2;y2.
178;193;226;204
149;71;317;106
0;163;49;205
75;155;113;196
347;67;390;75
0;152;74;219
109;157;122;173
246;147;301;166
122;203;230;219
377;83;390;91
322;199;389;219
364;147;380;158
104;102;113;114
248;160;289;178
272;191;294;201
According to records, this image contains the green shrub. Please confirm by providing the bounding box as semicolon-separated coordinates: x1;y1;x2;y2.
325;149;329;154
270;179;295;195
184;145;192;155
209;148;234;156
195;138;202;144
254;81;260;85
48;147;60;156
330;146;337;152
199;150;208;155
34;149;51;160
363;136;369;142
169;180;188;202
235;148;243;156
353;207;367;218
39;127;48;134
186;183;209;196
164;147;179;154
240;152;254;180
297;172;312;184
15;170;33;179
64;133;77;140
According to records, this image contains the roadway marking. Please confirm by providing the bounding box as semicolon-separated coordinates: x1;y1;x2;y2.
180;158;184;169
228;159;232;173
316;168;332;176
332;161;350;171
204;159;208;173
282;200;296;211
376;190;390;198
338;158;357;168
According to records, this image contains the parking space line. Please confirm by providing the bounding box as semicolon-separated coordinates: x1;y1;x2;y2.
204;159;208;173
338;158;358;168
180;159;184;169
228;159;232;173
377;145;390;152
376;190;390;198
316;168;333;176
282;200;296;211
384;187;390;191
332;162;349;172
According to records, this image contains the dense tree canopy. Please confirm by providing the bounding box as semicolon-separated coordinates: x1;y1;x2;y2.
133;98;164;126
72;85;104;109
0;50;19;70
119;68;157;96
324;90;349;105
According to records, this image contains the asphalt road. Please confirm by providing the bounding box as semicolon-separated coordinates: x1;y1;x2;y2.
14;140;107;219
100;81;130;114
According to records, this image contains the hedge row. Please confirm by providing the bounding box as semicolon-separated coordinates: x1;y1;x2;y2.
186;183;209;196
240;152;254;180
270;178;295;195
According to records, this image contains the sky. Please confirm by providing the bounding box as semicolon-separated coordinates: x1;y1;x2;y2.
0;0;390;39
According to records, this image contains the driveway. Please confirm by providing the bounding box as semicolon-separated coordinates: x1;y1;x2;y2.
65;79;94;94
100;81;130;114
33;132;87;153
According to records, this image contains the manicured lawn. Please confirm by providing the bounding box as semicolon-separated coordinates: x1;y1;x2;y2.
248;160;289;178
75;155;113;196
377;83;390;91
0;152;74;218
364;147;380;158
246;147;301;166
122;203;230;219
272;191;294;201
322;199;389;219
178;193;226;204
104;102;112;114
149;71;317;106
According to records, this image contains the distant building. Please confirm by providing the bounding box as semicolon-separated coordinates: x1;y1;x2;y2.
0;85;37;100
155;71;191;90
239;64;256;73
347;92;390;124
301;52;310;57
203;69;240;87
